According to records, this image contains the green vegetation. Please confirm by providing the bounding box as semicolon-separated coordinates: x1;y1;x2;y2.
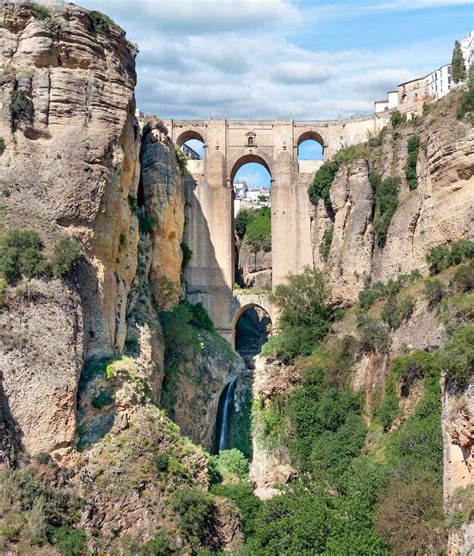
320;224;333;262
452;40;466;83
262;266;334;362
457;69;474;122
30;3;52;21
358;316;391;354
406;134;420;190
426;239;474;274
175;146;188;176
181;242;192;270
423;278;447;307
169;488;217;551
390;109;407;128
0;137;5;156
138;212;156;234
452;261;474;292
11;90;32;125
51;236;82;277
358;270;421;311
212;449;248;481
437;324;473;388
210;483;261;538
236;207;271;252
89;10;121;33
0;230;50;285
91;390;114;409
308;160;338;211
370;171;400;248
381;292;414;330
48;526;87;556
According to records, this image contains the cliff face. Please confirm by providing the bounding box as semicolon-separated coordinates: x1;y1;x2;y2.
313;94;474;306
237;243;272;288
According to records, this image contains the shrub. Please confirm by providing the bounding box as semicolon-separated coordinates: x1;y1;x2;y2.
423;102;434;116
358;317;390;354
181;242;192;269
128;194;138;212
0;137;5;155
451;261;474;293
188;301;214;332
11;90;33;126
210;483;261;538
405;135;420;190
138;213;156;234
47;525;87;556
390;109;406;128
135;531;174;555
212;449;248;481
169;488;217;550
0;277;7;305
0;230;50;285
235;208;251;238
370;172;399;248
374;478;446;555
30;4;52;21
437;324;474;388
308;160;338;211
457;69;474;121
452;40;467;84
423;278;447;307
175;145;188;176
320;224;333;262
427;240;474;274
243;206;271;252
89;10;120;32
91;390;114;409
381;293;413;330
52;236;82;277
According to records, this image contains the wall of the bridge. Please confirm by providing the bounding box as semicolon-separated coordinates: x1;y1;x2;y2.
164;113;390;341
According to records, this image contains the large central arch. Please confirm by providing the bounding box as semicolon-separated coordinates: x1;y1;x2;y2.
230;154;272;183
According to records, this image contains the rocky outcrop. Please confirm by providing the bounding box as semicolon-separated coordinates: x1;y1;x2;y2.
238;243;272;288
313;93;474;306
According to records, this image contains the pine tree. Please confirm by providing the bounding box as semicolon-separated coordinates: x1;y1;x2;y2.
452;40;466;83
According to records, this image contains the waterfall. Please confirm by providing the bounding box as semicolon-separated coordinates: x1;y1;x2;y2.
217;377;237;452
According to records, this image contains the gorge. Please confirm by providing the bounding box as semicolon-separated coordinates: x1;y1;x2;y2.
0;2;473;555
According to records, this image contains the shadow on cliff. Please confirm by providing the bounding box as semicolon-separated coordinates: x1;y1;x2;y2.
0;371;24;467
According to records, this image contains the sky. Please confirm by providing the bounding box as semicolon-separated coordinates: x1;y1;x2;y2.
77;0;473;187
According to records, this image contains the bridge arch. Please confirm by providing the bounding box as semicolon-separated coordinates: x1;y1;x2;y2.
176;129;206;147
232;302;272;352
296;130;325;149
230;153;272;183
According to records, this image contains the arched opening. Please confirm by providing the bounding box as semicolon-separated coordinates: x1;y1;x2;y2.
297;131;324;161
176;130;205;160
214;304;271;454
231;155;272;290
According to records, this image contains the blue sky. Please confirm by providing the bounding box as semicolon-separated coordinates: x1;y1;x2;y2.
77;0;472;187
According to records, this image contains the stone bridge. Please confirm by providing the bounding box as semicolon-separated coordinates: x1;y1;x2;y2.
163;114;389;343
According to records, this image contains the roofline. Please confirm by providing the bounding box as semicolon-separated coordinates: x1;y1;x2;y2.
397;62;451;87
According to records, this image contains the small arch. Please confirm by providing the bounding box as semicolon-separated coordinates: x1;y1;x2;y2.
230;154;272;183
296;130;325;149
232;303;272;358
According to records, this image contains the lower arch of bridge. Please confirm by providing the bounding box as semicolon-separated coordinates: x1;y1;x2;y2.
176;129;205;148
232;303;272;357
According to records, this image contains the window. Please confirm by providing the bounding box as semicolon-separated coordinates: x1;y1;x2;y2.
248;136;254;146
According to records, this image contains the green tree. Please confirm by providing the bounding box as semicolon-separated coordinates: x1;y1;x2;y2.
52;236;82;277
0;230;50;285
452;40;466;83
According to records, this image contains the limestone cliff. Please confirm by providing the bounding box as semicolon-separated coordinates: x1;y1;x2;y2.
312;93;474;306
237;243;272;288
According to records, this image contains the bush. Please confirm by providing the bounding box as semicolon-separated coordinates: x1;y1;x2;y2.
91;390;114;409
405;135;420;190
175;146;188;176
264;267;333;362
0;230;50;285
48;525;87;556
427;240;474;274
169;488;217;550
423;102;434;116
11;90;33;126
374;478;446;555
210;483;261;538
188;301;214;332
212;449;248;481
358;317;390;354
135;531;174;555
320;224;333;262
30;4;52;21
243;206;271;252
457;69;474;121
138;213;156;234
451;262;474;293
0;137;5;155
437;324;474;388
308;160;338;211
370;172;399;248
181;242;192;270
423;278;447;307
390;110;407;128
381;293;413;329
235;208;251;238
89;10;120;32
52;236;82;277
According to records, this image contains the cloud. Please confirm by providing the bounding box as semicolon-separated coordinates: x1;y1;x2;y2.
361;0;472;11
272;62;337;84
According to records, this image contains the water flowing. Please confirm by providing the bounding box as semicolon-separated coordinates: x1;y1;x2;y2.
217;377;237;452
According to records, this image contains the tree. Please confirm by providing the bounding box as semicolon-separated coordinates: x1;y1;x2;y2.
452;40;466;83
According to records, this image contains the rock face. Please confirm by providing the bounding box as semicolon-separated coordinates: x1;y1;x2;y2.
237;243;272;288
0;2;140;455
313;94;474;306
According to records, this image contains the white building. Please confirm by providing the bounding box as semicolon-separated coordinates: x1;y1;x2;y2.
427;64;453;100
460;30;474;72
233;180;248;200
181;143;201;160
